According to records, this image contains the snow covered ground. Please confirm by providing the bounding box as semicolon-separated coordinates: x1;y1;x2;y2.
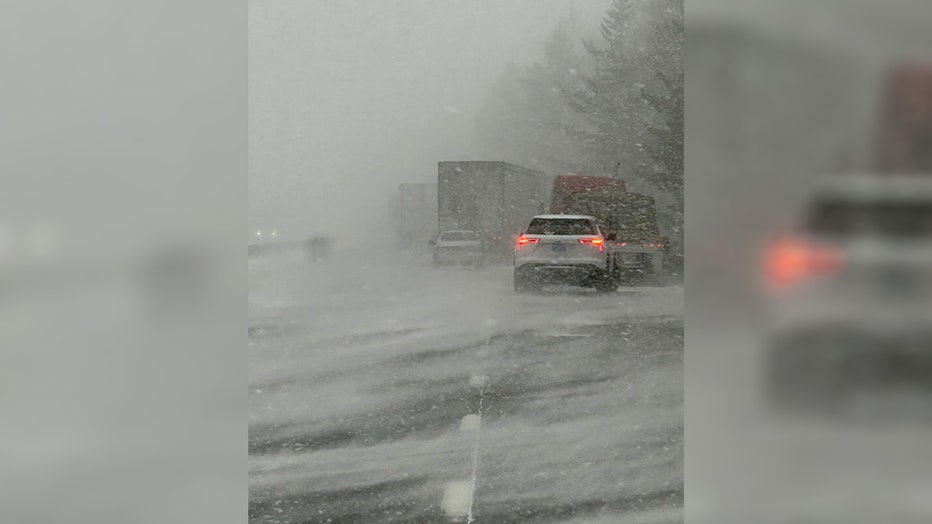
249;248;683;523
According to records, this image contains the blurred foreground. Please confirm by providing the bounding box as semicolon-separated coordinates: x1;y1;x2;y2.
687;1;932;522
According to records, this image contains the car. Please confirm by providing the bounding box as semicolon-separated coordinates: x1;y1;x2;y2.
513;214;615;292
430;230;483;267
304;235;333;262
761;174;932;417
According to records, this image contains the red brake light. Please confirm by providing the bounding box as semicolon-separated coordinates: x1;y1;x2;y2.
516;236;539;250
579;237;604;252
764;236;843;290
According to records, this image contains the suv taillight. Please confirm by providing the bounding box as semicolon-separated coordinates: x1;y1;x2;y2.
579;237;604;252
764;235;844;290
516;236;539;250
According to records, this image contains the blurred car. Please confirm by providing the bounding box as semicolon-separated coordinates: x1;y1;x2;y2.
430;230;482;268
304;235;332;261
513;214;613;292
761;174;932;418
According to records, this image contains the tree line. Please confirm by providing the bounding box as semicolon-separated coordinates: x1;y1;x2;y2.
475;0;683;252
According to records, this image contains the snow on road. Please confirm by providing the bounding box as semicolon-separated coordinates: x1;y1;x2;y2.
249;249;683;523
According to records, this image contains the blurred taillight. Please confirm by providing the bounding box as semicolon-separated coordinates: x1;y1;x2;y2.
764;236;844;290
579;237;604;252
516;236;539;250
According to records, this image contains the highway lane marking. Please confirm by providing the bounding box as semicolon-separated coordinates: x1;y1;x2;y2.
469;375;489;388
466;377;487;523
460;413;481;431
441;481;472;519
466;429;480;523
442;376;488;522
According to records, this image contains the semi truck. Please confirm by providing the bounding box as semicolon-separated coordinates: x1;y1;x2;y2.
437;161;552;262
397;183;438;249
550;175;625;211
549;174;668;280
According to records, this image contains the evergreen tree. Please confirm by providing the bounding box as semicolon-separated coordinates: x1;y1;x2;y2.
475;61;529;164
569;0;683;256
638;0;684;253
475;14;592;174
569;0;647;178
520;16;591;173
640;0;684;192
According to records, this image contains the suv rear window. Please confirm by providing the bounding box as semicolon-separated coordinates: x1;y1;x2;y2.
525;218;597;236
440;231;478;241
806;200;932;237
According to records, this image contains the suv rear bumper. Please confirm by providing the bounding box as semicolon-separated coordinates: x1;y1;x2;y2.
515;262;607;285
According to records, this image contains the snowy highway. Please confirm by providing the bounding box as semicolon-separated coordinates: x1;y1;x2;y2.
249;249;683;523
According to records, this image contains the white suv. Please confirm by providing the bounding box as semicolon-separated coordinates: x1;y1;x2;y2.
513;214;613;292
761;175;932;414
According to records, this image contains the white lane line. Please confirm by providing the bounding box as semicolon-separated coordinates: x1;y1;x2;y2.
466;433;480;523
459;413;481;431
466;384;486;523
441;481;472;519
469;375;489;388
442;376;488;522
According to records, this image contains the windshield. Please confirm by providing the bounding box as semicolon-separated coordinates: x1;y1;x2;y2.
525;218;597;235
439;231;478;241
249;2;684;523
806;199;932;237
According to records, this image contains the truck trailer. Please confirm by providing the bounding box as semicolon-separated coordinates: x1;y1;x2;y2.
873;63;932;174
397;183;438;249
437;161;552;262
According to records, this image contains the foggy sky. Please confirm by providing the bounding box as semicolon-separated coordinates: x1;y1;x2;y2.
690;0;932;60
249;0;611;242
